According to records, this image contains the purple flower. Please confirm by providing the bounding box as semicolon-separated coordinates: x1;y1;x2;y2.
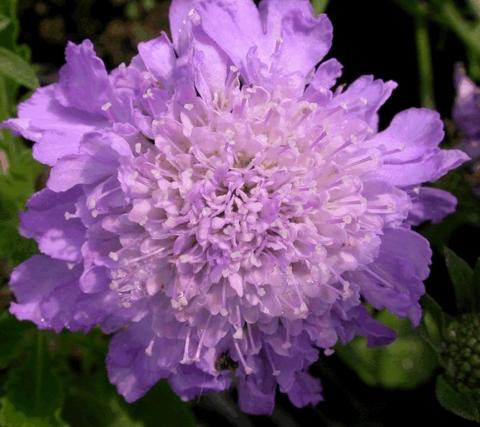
453;65;480;193
4;0;468;415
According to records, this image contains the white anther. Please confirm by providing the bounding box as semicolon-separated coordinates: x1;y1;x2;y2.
64;211;76;221
184;103;194;111
135;143;142;154
109;252;119;261
142;71;154;80
87;198;96;209
101;102;112;111
143;88;153;99
233;328;244;340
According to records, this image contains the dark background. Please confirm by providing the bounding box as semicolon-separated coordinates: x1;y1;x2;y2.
15;0;478;425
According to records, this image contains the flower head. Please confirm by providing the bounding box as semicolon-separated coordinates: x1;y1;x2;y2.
4;0;468;414
442;314;480;392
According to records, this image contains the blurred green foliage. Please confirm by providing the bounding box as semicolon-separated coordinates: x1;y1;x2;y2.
336;311;439;390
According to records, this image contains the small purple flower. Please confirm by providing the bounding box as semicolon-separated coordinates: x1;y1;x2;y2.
4;0;468;414
453;65;480;193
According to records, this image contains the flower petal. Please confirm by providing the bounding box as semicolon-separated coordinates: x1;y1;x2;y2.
371;108;469;186
2;85;107;166
350;228;432;325
20;188;85;262
408;187;458;225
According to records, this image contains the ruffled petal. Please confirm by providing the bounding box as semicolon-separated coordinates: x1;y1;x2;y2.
47;131;133;192
371;108;469;186
350;228;432;325
333;75;397;127
169;364;231;400
258;0;332;77
107;319;168;402
56;40;112;115
56;40;132;123
2;85;107;166
304;58;343;102
237;370;276;415
9;255;126;332
287;371;322;408
138;33;176;82
171;0;262;69
20;188;85;262
408;187;458;225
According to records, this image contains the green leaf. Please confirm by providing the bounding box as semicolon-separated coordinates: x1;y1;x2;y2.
0;334;67;427
336;311;438;389
62;373;142;427
0;312;32;369
127;381;196;427
0;133;42;266
421;294;450;341
0;0;18;51
444;247;475;313
0;399;67;427
0;47;38;89
436;375;480;422
0;218;37;265
62;372;195;427
312;0;329;14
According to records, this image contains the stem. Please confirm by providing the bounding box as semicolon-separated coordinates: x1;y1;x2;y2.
394;0;427;19
415;12;436;108
437;1;480;58
200;393;255;427
467;43;480;81
468;0;480;22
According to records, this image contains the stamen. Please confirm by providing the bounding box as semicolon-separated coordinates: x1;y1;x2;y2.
233;340;254;375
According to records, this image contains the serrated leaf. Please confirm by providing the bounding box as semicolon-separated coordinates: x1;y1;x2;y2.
0;47;38;89
436;375;480;422
444;247;475;313
336;311;438;389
